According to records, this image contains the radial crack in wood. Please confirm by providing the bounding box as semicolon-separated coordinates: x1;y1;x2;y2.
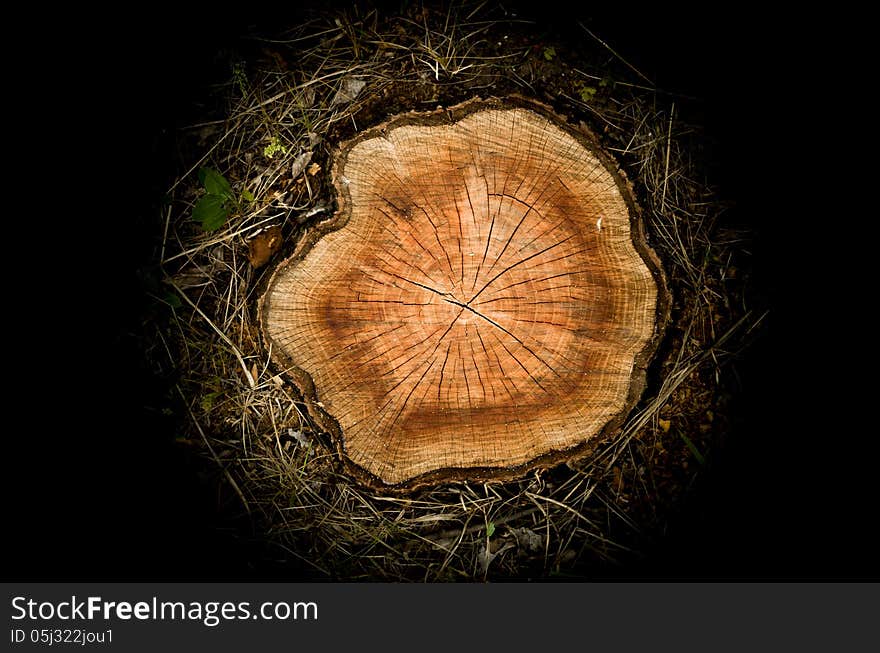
259;98;668;488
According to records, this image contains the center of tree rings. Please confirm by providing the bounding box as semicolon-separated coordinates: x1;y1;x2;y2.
259;98;667;488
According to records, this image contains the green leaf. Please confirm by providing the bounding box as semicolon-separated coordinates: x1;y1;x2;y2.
163;292;182;309
193;194;229;232
486;522;495;538
198;167;234;199
241;189;255;202
578;85;597;103
543;46;556;61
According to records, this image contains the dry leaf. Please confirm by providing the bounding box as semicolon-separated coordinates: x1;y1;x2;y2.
307;162;321;176
509;527;542;554
290;151;313;179
612;465;624;491
658;418;671;433
261;48;288;71
247;225;283;269
331;76;366;106
477;542;515;576
288;428;313;451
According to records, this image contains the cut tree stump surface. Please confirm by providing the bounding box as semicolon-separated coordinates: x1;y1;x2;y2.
259;99;667;487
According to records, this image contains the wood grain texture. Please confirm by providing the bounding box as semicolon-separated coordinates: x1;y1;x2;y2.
259;98;668;488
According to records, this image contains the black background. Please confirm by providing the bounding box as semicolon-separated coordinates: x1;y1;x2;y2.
8;3;872;581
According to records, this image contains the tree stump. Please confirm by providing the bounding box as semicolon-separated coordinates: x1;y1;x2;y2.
259;98;668;488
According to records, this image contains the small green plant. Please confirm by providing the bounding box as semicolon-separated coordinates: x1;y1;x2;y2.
192;167;254;232
542;46;556;61
232;62;248;96
200;390;223;412
575;81;597;103
200;376;226;412
263;136;288;159
678;430;707;466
